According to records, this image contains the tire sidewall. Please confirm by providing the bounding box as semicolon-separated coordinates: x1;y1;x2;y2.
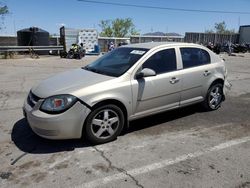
85;104;125;144
205;83;223;110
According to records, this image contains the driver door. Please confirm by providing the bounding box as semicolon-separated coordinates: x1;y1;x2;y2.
130;48;181;119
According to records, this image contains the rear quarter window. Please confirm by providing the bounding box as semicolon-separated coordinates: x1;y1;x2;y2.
180;47;211;69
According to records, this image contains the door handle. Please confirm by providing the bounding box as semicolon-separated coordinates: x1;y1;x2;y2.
203;70;211;76
170;77;180;84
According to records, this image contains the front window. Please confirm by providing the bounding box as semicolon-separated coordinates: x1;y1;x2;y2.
83;47;149;77
142;48;177;74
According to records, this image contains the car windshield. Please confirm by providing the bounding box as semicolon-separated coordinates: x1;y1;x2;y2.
83;47;149;77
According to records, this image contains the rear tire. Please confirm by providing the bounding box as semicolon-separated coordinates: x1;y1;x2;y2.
85;104;124;144
202;83;223;111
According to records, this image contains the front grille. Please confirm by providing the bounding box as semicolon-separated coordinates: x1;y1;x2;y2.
27;92;42;108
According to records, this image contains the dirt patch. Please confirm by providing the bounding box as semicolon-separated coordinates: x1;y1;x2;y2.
54;162;68;170
85;170;92;174
46;154;58;163
211;123;250;140
8;175;20;184
174;159;201;176
5;152;12;156
92;163;110;173
30;172;47;183
20;181;29;187
209;164;217;170
192;122;250;141
19;160;41;170
0;172;12;179
74;158;80;162
237;181;250;188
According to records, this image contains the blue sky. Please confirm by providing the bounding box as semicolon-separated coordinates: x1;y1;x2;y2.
1;0;250;36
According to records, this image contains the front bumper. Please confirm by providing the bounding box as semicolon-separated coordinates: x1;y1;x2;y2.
223;79;232;96
23;97;91;139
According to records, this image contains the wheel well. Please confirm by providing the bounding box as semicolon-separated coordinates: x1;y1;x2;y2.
81;99;128;139
91;99;128;121
209;78;225;100
210;79;224;87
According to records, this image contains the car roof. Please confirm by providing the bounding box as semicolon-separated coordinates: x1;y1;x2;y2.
123;42;203;50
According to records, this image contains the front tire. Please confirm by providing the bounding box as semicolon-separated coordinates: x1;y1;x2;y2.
202;83;224;111
85;104;124;144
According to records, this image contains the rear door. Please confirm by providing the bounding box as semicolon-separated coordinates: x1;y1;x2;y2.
178;47;213;106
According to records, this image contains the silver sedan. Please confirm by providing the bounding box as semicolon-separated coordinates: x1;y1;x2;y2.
23;42;228;144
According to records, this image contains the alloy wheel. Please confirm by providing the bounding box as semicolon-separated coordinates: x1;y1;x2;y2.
209;86;222;109
90;109;120;140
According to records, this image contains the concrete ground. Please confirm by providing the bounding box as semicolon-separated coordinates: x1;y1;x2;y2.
0;53;249;188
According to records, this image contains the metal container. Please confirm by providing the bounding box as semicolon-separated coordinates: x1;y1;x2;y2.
60;26;98;53
239;25;250;44
17;27;49;54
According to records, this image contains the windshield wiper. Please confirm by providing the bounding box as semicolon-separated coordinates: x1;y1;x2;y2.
83;66;101;74
82;66;114;77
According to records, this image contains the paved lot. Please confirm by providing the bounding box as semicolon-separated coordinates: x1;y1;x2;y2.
0;53;250;188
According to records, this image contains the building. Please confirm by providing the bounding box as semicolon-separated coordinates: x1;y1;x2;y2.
184;32;239;45
130;35;184;43
0;35;17;46
239;25;250;44
130;32;184;44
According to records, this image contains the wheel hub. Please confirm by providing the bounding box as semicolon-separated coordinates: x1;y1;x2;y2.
209;86;222;108
91;109;119;139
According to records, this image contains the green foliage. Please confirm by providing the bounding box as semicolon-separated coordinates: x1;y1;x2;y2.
99;18;139;37
0;5;8;15
0;2;9;30
214;21;226;33
205;21;236;34
204;29;214;34
130;27;140;36
99;20;113;37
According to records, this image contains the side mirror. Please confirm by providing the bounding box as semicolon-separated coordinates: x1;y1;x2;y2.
136;68;156;79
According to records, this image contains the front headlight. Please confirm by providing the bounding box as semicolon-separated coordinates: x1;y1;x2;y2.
40;94;77;114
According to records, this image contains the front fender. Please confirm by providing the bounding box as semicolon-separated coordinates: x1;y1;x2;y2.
90;93;132;115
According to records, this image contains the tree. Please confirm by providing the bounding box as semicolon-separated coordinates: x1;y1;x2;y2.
205;21;236;34
0;5;8;15
204;29;214;34
0;2;9;30
99;20;113;37
215;21;235;34
99;18;139;37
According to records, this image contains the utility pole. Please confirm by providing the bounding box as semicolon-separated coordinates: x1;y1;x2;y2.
13;20;16;35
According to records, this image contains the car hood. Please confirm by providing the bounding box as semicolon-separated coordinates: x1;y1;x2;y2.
32;68;114;98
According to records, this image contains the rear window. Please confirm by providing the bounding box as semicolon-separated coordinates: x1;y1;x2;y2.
180;48;211;69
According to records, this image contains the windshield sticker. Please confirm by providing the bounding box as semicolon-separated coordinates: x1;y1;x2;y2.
130;50;146;55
